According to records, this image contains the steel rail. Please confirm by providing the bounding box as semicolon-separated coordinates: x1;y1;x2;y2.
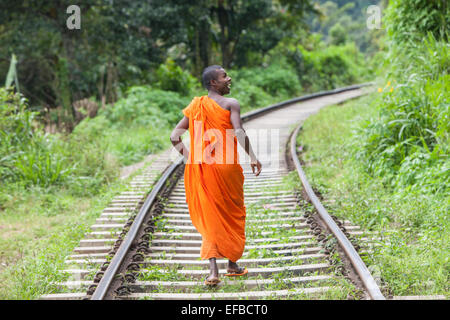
91;156;184;300
241;82;373;121
90;82;375;300
290;123;386;300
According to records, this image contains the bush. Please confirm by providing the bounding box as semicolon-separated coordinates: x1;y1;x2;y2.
0;87;119;192
291;43;366;92
13;137;71;187
0;88;69;186
108;126;170;165
141;89;191;126
103;85;190;127
153;59;199;96
232;63;302;98
73;85;184;166
231;79;273;113
329;23;347;46
356;34;449;194
385;0;449;44
102;86;161;126
0;88;35;146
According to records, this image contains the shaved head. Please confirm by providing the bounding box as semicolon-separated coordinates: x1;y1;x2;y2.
202;65;223;90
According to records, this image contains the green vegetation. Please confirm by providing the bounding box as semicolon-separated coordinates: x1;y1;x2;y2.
0;1;318;128
356;38;449;196
2;0;446;300
384;0;448;44
297;94;448;297
0;171;129;299
1;1;376;131
0;88;119;190
294;1;448;298
309;0;385;54
291;42;367;92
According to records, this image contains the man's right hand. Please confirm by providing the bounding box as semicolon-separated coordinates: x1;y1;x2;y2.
251;159;262;176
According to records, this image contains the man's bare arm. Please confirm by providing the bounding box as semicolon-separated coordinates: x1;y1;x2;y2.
229;99;262;175
170;116;189;160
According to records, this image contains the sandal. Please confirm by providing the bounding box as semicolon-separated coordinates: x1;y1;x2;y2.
225;267;248;277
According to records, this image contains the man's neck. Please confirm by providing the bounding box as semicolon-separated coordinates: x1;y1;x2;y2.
208;89;223;98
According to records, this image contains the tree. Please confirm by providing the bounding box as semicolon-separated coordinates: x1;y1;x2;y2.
147;0;317;70
329;23;347;45
0;0;162;130
0;0;319;128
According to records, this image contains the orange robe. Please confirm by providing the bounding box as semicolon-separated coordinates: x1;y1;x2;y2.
182;96;246;262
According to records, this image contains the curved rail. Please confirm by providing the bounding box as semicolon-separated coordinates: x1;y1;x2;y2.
290;123;385;300
91;82;376;300
241;82;373;122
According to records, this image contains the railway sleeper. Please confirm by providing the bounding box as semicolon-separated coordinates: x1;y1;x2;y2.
151;230;313;241
139;263;331;281
140;253;326;268
147;247;323;260
128;275;333;293
119;286;335;300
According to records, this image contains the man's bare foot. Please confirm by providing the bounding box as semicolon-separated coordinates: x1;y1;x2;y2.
205;275;220;284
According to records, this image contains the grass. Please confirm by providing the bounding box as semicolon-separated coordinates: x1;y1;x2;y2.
0;181;126;299
0;155;167;299
296;93;449;298
107;126;172;166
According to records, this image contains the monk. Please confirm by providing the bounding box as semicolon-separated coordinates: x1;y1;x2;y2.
170;65;262;285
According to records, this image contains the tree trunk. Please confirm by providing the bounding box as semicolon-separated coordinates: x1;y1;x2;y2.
97;64;106;109
105;60;118;104
194;28;202;78
217;0;232;68
198;20;210;70
55;55;74;132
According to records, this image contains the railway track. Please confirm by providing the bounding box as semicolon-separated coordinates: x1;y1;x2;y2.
41;84;389;300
